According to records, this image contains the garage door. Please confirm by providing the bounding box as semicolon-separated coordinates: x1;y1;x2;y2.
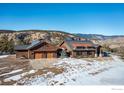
47;53;54;58
35;52;42;59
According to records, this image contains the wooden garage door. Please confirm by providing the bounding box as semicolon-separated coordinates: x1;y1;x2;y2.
47;53;54;58
35;52;42;59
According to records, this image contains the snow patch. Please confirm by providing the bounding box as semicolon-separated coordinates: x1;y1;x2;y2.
4;74;21;82
4;69;38;82
21;70;38;77
0;55;8;58
0;69;23;77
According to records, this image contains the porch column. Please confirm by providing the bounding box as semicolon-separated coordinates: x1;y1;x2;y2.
99;48;102;57
95;47;97;57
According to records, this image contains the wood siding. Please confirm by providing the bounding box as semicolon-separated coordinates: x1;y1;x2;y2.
16;50;28;58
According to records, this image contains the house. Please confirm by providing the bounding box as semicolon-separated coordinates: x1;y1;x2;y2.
59;39;102;58
15;39;102;59
15;40;59;59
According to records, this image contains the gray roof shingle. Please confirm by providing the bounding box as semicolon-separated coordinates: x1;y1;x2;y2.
15;40;42;50
15;45;29;50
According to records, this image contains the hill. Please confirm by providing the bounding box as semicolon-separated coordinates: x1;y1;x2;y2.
0;30;78;46
76;33;124;40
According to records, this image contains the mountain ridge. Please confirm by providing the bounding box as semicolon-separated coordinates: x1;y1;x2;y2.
75;33;124;40
1;29;124;41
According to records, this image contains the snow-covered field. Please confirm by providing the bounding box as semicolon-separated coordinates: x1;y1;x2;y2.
16;55;124;85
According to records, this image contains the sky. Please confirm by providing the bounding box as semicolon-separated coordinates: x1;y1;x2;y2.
0;3;124;35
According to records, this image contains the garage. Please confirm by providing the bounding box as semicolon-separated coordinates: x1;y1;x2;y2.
15;40;59;59
34;52;55;59
47;52;54;58
35;52;42;59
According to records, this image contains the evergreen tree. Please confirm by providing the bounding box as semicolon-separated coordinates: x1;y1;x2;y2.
0;35;15;54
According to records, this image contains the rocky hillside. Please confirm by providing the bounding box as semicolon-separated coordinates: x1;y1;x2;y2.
76;33;124;45
100;37;124;49
1;30;124;47
0;30;78;45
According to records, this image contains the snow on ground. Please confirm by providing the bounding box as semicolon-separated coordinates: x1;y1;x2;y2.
18;55;124;85
0;69;23;77
0;55;8;58
3;69;37;82
4;74;22;82
95;56;124;85
21;70;38;77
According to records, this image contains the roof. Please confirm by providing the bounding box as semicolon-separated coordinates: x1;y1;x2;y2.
66;39;94;47
27;40;41;49
15;40;44;50
34;45;59;52
60;39;100;51
65;39;94;44
15;40;58;51
15;45;29;50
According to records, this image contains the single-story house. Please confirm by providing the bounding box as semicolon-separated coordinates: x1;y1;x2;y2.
15;39;102;59
15;40;59;59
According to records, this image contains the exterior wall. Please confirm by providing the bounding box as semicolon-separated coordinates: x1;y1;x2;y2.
28;42;58;59
72;50;95;58
29;50;35;59
53;52;57;58
72;51;76;58
33;51;57;59
16;50;28;58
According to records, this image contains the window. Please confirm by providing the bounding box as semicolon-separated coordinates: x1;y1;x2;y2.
76;51;82;55
76;46;85;49
87;46;95;49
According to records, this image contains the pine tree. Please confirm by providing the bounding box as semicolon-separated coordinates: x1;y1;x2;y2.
0;35;15;54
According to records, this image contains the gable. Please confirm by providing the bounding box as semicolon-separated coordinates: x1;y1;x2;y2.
59;41;73;51
31;42;59;51
30;42;47;50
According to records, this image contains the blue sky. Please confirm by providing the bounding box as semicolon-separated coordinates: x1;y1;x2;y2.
0;3;124;35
